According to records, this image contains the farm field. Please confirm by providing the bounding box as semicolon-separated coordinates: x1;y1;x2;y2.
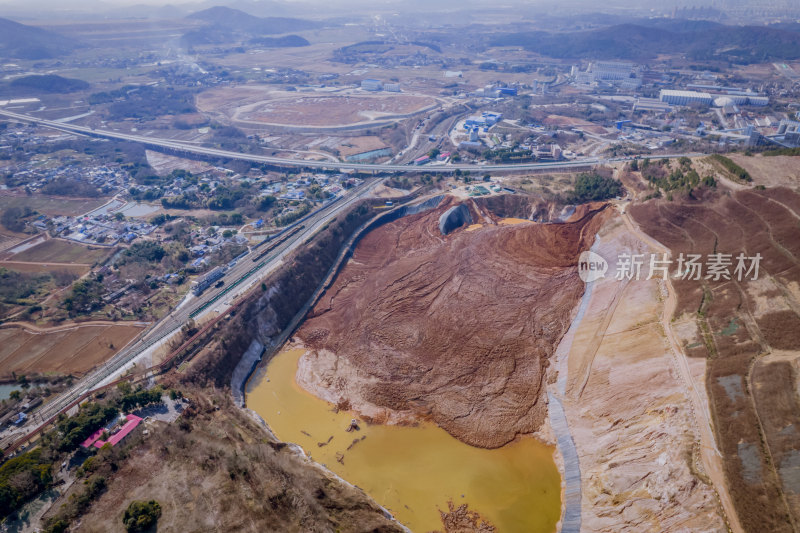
0;194;109;217
0;262;88;277
9;239;113;265
0;233;22;255
0;324;144;378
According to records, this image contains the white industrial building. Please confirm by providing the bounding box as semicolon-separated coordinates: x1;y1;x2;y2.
633;97;672;113
659;90;714;106
619;78;642;90
746;96;769;106
465;112;503;128
575;71;594;85
778;120;800;134
590;61;635;81
572;61;639;88
361;79;383;91
661;88;768;108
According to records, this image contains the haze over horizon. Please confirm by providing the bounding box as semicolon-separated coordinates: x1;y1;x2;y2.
0;0;795;19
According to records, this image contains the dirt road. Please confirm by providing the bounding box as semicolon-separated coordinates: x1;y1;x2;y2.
618;203;744;533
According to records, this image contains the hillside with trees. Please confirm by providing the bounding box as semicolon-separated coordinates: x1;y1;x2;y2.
490;20;800;63
0;75;89;97
0;18;80;59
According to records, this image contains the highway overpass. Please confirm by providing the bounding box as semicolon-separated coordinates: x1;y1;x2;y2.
0;108;690;173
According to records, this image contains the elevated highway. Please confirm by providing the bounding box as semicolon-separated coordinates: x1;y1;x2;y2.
0;109;698;173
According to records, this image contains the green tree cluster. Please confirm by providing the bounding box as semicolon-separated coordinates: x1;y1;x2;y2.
123;500;162;532
709;154;752;182
566;172;623;203
55;402;119;452
0;449;52;518
63;278;105;315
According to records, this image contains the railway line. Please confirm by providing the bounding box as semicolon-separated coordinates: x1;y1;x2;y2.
0;178;379;451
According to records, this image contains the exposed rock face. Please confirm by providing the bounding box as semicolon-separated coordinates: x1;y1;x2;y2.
554;215;727;532
438;203;473;234
474;194;535;220
296;197;608;448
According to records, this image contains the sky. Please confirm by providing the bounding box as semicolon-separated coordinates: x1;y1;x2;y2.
0;0;698;7
0;0;777;21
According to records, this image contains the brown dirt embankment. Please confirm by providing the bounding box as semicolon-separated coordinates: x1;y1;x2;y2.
630;186;800;533
296;196;609;449
183;201;381;388
554;213;727;531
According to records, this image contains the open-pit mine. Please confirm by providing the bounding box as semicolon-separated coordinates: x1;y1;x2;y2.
248;196;610;531
245;180;789;532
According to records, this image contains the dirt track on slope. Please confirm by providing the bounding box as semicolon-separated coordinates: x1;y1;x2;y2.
619;207;743;533
630;186;800;533
295;197;608;448
553;212;727;532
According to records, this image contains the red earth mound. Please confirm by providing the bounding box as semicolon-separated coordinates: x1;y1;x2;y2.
297;197;608;448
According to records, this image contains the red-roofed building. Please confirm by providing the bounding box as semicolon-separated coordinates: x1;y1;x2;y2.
80;414;143;449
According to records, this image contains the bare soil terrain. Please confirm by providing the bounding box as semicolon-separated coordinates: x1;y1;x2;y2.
542;115;608;135
197;86;436;128
7;239;112;265
295;196;609;448
0;324;143;378
57;388;403;533
727;154;800;189
335;135;389;157
145;150;218;176
239;93;435;127
0;233;24;255
0;262;88;276
630;186;800;532
553;214;726;531
0;194;107;217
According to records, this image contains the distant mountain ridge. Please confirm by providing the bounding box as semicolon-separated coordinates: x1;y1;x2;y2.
187;6;321;34
182;6;321;48
0;74;89;97
491;20;800;63
0;17;80;60
249;35;310;48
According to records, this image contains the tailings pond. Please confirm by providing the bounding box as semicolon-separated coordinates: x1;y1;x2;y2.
247;348;561;532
